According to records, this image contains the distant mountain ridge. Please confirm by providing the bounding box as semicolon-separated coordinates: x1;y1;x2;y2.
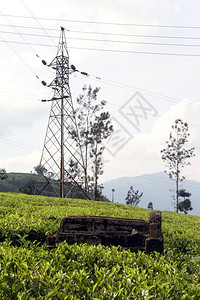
103;172;200;216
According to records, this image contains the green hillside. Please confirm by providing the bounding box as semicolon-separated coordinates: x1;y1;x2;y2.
0;172;36;193
0;193;199;299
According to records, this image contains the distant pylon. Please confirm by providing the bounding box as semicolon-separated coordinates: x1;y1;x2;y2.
34;27;88;198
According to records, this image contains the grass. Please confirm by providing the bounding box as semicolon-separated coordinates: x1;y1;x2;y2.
0;192;199;299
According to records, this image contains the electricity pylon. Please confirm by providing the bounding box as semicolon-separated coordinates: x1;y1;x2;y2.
34;27;88;198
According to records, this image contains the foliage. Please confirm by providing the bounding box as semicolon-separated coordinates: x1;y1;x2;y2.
66;159;81;184
0;169;8;181
177;189;193;214
178;199;193;214
125;186;143;206
19;180;35;195
73;85;113;199
0;192;199;299
161;119;195;212
178;189;191;198
34;165;47;175
147;201;153;210
90;111;113;200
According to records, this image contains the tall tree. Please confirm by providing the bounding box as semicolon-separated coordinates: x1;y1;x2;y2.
72;85;113;199
161;119;195;213
90;111;113;200
125;186;143;206
0;169;7;181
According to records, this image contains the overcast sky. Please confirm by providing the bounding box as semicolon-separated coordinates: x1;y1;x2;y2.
1;0;200;187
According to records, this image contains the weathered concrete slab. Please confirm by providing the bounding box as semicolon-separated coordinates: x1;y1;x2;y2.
46;212;163;253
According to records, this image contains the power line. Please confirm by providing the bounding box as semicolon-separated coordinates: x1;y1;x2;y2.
2;39;200;56
1;36;200;111
70;36;200;49
69;29;200;40
70;38;200;48
3;30;200;48
2;24;200;41
0;39;55;47
1;22;200;116
0;36;39;78
69;46;200;57
2;83;200;129
20;0;56;46
2;23;200;42
0;138;40;152
0;23;59;32
0;29;59;38
2;14;200;29
74;73;200;115
0;24;200;40
0;12;39;56
92;77;187;104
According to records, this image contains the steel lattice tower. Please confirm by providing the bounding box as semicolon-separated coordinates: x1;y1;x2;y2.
34;27;88;198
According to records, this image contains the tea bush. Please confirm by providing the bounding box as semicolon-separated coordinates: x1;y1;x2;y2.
0;193;199;299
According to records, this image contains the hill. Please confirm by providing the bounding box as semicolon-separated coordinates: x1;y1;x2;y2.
0;192;199;298
103;172;200;216
0;172;36;193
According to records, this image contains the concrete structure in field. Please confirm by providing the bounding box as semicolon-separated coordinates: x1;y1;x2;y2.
46;211;163;253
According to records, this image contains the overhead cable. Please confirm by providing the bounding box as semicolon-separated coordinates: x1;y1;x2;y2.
2;14;200;29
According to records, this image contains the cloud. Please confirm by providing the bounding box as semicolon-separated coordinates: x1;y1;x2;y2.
0;151;40;173
101;98;200;181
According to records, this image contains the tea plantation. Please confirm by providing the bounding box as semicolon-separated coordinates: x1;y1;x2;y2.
0;192;199;299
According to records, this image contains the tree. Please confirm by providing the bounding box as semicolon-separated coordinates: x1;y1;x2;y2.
177;189;193;214
34;165;47;175
72;85;113;199
111;188;115;203
19;180;35;195
34;165;54;179
67;159;81;183
90;111;113;200
161;119;195;213
125;186;143;206
147;202;153;210
0;169;8;181
178;199;193;214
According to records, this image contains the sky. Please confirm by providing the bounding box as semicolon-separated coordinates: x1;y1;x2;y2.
1;0;200;187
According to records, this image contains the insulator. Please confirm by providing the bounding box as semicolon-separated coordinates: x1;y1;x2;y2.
81;71;88;76
71;64;76;70
41;81;47;86
42;60;47;65
41;99;46;102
